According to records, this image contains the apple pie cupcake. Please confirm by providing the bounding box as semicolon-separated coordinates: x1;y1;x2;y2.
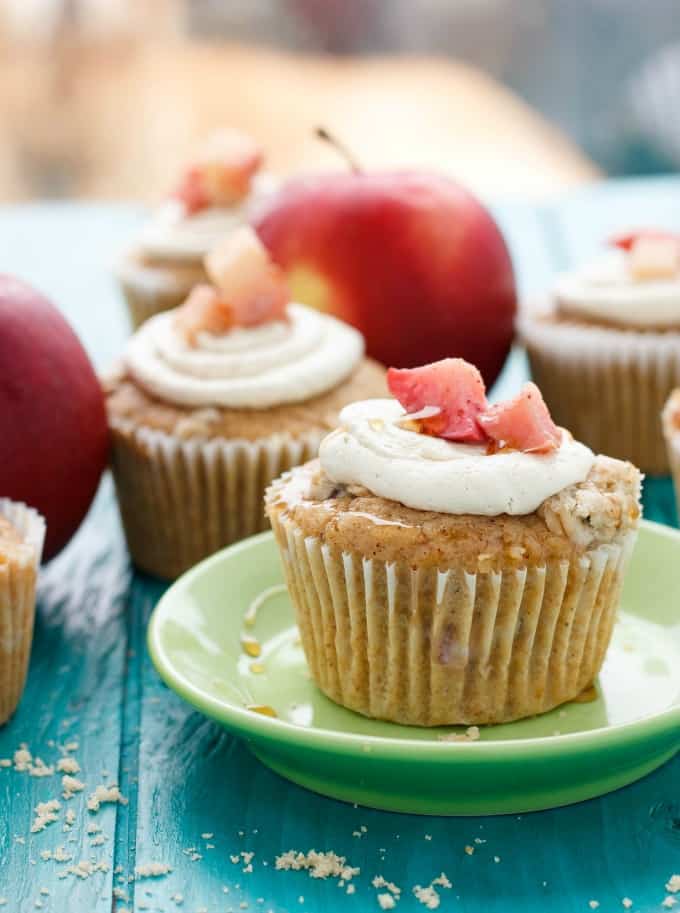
106;227;385;579
0;499;46;725
116;128;278;329
266;359;641;726
520;230;680;474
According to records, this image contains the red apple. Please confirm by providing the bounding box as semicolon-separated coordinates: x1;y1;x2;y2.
0;276;109;560
254;170;516;387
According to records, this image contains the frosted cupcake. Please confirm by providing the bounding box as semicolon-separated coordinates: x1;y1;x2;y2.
266;358;641;726
116;128;278;328
520;229;680;474
0;499;45;725
106;227;385;579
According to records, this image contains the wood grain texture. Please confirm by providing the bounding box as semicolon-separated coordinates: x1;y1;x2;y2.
0;190;678;912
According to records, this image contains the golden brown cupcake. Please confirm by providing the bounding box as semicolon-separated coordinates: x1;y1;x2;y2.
106;227;385;579
520;230;680;474
0;499;45;725
266;358;641;726
116;128;278;328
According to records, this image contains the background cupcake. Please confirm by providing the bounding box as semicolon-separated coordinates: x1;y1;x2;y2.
106;226;385;579
116;128;278;329
520;230;680;474
0;499;45;725
266;358;641;726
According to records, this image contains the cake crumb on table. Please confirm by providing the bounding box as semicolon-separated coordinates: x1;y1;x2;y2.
622;899;633;909
663;898;678;909
377;894;396;910
135;862;172;878
667;876;680;894
87;784;127;811
464;845;474;856
589;901;600;909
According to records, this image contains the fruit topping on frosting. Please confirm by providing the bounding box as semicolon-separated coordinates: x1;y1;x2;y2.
478;382;561;454
387;358;561;453
387;358;487;443
204;227;289;327
608;229;680;281
175;227;289;345
174;285;235;345
173;128;264;215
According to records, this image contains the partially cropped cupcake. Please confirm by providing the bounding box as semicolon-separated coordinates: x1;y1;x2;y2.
106;226;385;579
117;128;278;328
520;229;680;474
266;358;641;726
0;499;45;725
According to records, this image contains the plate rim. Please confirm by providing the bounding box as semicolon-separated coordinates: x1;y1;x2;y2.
147;520;680;760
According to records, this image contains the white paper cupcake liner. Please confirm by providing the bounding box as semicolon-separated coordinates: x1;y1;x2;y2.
519;311;680;474
0;499;46;725
270;509;636;726
109;421;325;579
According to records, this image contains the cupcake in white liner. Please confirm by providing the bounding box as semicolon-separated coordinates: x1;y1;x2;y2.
519;230;680;474
106;226;385;579
0;499;46;725
116;128;279;328
266;358;642;726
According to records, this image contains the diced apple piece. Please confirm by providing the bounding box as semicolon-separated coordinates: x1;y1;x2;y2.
174;284;234;345
387;358;488;443
608;228;680;252
628;236;680;281
174;166;211;216
196;128;263;206
204;227;289;327
478;382;561;453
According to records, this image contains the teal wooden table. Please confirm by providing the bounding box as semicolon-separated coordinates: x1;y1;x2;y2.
1;181;679;913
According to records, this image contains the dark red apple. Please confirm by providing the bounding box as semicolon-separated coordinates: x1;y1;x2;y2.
254;170;516;387
0;276;109;560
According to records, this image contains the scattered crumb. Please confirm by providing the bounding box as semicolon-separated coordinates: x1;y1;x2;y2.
39;889;49;896
589;902;600;910
377;894;396;910
662;897;677;909
113;887;129;902
276;850;359;884
135;862;172;878
464;846;474;856
347;885;356;895
62;775;85;799
171;894;184;905
493;856;501;863
15;836;25;845
59;859;109;879
201;832;214;839
668;877;680;894
87;784;127;811
57;757;81;774
622;899;633;909
31;799;61;833
424;835;432;842
432;874;452;889
90;834;106;847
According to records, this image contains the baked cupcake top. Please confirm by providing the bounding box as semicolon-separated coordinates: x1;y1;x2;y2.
268;359;641;568
134;129;277;263
554;229;680;330
116;227;365;412
0;500;46;568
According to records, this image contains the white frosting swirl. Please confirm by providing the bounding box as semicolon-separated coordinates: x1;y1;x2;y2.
136;173;278;262
125;303;364;409
555;250;680;328
319;399;595;516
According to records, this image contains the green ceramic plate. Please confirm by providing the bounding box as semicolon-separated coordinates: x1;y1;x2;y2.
148;520;680;816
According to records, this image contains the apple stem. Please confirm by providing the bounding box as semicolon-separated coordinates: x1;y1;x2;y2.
315;127;361;174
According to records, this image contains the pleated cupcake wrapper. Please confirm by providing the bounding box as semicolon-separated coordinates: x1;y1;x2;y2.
0;500;46;725
519;312;680;474
116;255;206;329
270;512;636;725
110;421;324;579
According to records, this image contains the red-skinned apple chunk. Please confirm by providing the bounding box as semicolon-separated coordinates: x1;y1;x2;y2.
254;172;516;387
0;276;109;560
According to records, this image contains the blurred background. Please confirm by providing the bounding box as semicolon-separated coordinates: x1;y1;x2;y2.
1;0;679;202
